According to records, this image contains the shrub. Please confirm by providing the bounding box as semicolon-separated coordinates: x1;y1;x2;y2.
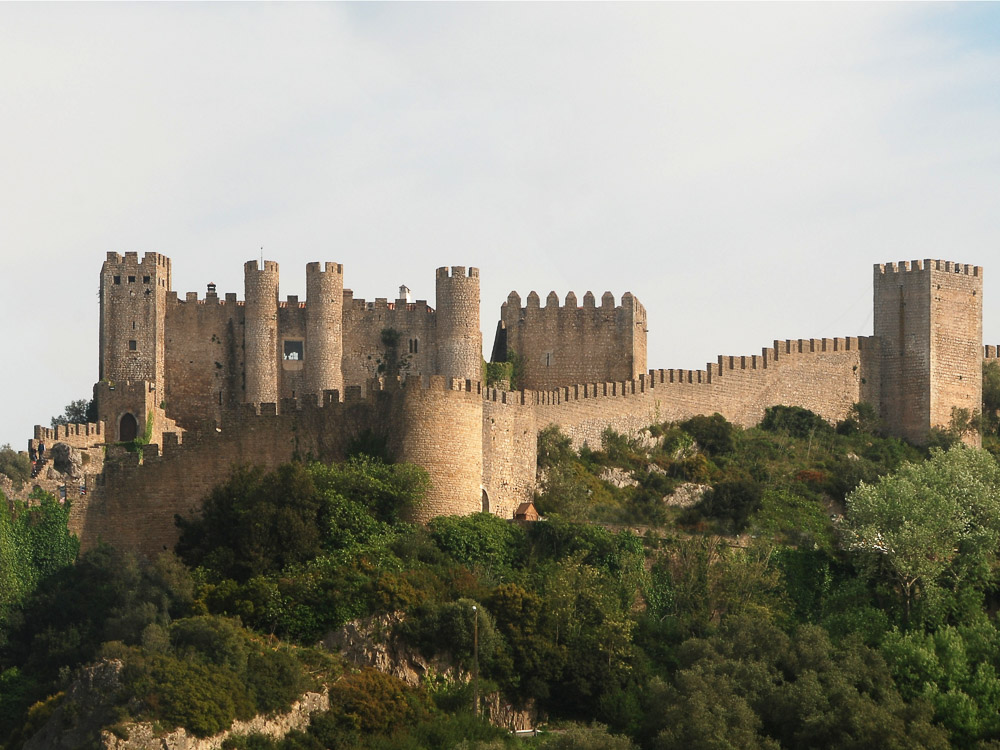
760;405;832;439
679;414;735;456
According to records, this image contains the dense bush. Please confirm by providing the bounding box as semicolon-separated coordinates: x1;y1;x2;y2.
760;405;833;438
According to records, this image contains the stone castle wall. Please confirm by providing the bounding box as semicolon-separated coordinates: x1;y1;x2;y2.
341;294;438;385
70;378;487;555
52;253;988;558
499;290;646;391
523;336;878;449
482;392;538;519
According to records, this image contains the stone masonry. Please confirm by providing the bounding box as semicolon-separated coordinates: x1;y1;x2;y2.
21;254;990;557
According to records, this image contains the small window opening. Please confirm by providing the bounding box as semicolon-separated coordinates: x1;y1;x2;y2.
128;275;135;283
114;275;121;285
545;352;552;367
132;321;136;330
143;275;150;284
129;340;137;351
283;340;304;360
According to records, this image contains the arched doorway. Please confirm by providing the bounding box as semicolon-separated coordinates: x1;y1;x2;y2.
119;413;139;442
481;489;490;514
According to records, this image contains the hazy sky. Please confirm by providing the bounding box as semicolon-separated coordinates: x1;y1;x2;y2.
3;2;1000;449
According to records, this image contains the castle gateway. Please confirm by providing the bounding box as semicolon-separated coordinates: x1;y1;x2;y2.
26;254;989;556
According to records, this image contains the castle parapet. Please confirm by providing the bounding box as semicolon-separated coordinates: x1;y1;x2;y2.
876;259;982;276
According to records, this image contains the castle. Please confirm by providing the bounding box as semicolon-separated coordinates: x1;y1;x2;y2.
24;253;991;556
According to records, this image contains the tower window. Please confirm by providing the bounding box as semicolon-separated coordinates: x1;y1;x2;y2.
283;340;304;360
409;338;419;354
128;276;135;283
128;340;137;351
114;275;121;285
143;275;150;284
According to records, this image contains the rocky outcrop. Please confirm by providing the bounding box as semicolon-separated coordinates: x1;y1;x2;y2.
23;659;127;750
21;658;329;750
324;612;538;730
600;467;639;489
323;612;454;687
99;690;329;750
48;442;83;480
665;482;709;508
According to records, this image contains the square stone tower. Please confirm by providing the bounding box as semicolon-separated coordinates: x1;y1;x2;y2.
874;260;982;444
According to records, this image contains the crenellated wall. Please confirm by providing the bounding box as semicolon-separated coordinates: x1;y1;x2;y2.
341;294;438;386
519;336;878;449
33;253;989;557
70;377;486;555
497;289;646;391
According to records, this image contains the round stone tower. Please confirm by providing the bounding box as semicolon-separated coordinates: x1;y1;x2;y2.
305;261;344;398
393;376;483;522
244;260;280;405
435;266;482;383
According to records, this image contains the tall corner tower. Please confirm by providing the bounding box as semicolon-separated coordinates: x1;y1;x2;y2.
874;259;983;444
435;266;482;383
305;261;344;397
98;252;172;439
244;259;280;404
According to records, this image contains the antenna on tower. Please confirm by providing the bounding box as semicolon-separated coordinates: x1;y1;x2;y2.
260;247;264;266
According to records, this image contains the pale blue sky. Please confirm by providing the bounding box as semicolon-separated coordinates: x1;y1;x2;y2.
2;2;1000;448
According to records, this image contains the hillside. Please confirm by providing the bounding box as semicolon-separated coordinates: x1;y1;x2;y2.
4;380;1000;748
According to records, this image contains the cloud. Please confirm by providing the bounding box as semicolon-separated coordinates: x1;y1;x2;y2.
2;3;999;447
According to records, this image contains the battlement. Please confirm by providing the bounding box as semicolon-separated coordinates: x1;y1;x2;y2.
875;259;982;276
306;261;344;275
504;290;640;314
104;251;170;268
986;346;1000;360
245;260;279;274
489;334;874;409
33;421;105;444
343;290;433;313
436;266;479;279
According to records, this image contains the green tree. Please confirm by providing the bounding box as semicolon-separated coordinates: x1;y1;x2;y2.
679;414;736;456
429;513;526;578
846;446;1000;626
0;446;31;491
176;463;325;582
50;398;97;427
0;490;79;626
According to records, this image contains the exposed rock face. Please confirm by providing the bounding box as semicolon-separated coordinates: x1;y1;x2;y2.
665;482;710;508
324;612;444;687
21;657;328;750
49;442;83;479
23;659;126;750
324;612;538;730
100;690;329;750
600;467;639;489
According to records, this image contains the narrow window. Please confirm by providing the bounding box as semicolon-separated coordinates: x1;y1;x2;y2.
128;340;137;351
132;321;136;330
414;338;418;354
545;353;551;367
114;275;121;285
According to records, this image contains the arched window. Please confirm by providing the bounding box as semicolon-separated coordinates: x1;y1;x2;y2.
481;489;490;513
119;413;139;442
